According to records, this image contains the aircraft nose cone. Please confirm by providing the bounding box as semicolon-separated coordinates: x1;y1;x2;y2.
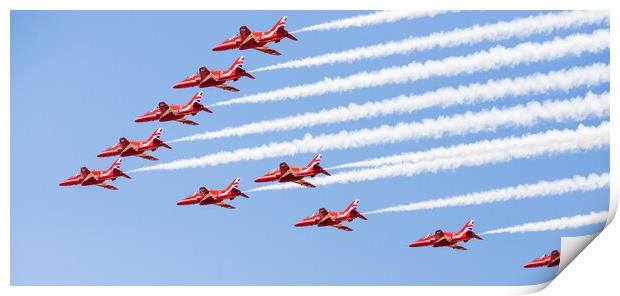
212;44;226;51
294;221;303;227
59;180;70;186
254;176;269;182
408;241;423;248
172;82;184;89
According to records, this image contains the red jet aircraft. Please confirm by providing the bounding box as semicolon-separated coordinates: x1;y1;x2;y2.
254;154;331;188
134;91;212;126
523;250;560;268
212;16;298;56
172;56;254;92
176;178;249;209
294;200;367;231
97;128;171;161
409;220;483;250
59;158;130;190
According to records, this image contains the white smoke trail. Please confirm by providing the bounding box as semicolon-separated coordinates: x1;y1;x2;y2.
291;10;451;34
131;92;609;172
130;93;609;173
213;30;609;107
365;173;610;214
174;64;609;143
482;211;608;235
134;94;609;172
247;122;609;192
258;11;609;72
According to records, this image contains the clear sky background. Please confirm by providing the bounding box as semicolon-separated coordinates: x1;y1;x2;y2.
10;11;609;285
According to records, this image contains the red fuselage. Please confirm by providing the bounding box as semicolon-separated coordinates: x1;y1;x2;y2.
294;200;367;231
410;230;480;248
59;165;129;188
212;29;290;52
59;170;116;187
135;103;202;123
173;68;246;89
409;220;482;250
176;179;248;208
295;210;354;227
97;131;170;159
255;165;324;183
176;188;244;206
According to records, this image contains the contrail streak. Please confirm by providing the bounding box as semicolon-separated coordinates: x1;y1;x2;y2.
212;30;609;107
482;211;608;235
291;10;451;34
247;122;609;192
257;11;609;72
130;93;609;173
173;64;609;143
364;173;610;214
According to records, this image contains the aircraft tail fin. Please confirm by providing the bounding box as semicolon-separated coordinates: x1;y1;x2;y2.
106;158;130;179
459;219;475;234
147;127;163;142
187;91;203;106
186;91;212;113
230;56;255;80
229;56;245;71
107;158;123;172
224;177;241;194
270;16;288;33
306;154;322;168
148;127;172;149
342;199;360;216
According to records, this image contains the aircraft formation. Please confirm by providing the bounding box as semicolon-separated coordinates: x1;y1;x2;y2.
58;16;557;268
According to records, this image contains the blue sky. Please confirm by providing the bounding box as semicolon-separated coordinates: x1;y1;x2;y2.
10;11;609;285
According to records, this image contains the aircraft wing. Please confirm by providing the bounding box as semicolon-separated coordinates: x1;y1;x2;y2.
332;224;353;232
135;153;158;161
253;45;282;56
198;193;216;205
292;179;316;188
215;202;236;209
447;244;467;251
214;83;240;92
159;106;177;121
318;213;335;225
81;173;97;185
96;183;118;190
199;74;217;87
120;145;138;155
433;231;450;245
175;117;199;126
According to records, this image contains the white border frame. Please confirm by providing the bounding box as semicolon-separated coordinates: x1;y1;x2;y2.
1;1;616;295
